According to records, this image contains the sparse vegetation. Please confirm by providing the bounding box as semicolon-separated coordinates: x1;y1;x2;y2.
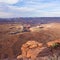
51;43;60;48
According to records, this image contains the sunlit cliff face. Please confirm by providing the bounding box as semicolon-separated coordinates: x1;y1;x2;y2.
17;40;43;60
17;40;60;60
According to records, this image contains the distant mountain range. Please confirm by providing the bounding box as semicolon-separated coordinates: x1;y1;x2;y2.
0;17;60;24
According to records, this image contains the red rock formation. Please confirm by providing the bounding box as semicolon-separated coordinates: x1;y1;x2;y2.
17;40;43;60
47;39;60;47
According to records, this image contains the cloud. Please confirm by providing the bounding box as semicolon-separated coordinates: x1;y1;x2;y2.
8;6;35;12
0;0;19;4
36;12;60;17
0;0;60;18
0;11;14;18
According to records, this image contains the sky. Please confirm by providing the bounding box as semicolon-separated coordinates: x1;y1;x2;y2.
0;0;60;18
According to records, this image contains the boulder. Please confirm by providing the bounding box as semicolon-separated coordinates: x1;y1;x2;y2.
17;40;43;60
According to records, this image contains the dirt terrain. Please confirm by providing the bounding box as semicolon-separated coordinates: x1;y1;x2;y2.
0;23;60;60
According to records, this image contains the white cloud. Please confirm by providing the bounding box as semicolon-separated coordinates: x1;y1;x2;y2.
0;11;14;18
8;6;35;12
0;0;60;17
0;0;19;4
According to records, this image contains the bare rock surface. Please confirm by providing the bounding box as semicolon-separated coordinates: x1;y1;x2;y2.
17;40;60;60
17;40;43;60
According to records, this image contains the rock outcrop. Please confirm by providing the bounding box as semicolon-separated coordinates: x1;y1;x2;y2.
47;39;60;47
17;40;60;60
17;40;44;60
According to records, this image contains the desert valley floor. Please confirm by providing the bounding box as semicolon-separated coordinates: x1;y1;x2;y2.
0;23;60;60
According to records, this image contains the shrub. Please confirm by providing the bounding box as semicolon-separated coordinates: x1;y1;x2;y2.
51;43;60;48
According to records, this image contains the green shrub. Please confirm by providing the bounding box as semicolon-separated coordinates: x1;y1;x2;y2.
51;43;60;48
